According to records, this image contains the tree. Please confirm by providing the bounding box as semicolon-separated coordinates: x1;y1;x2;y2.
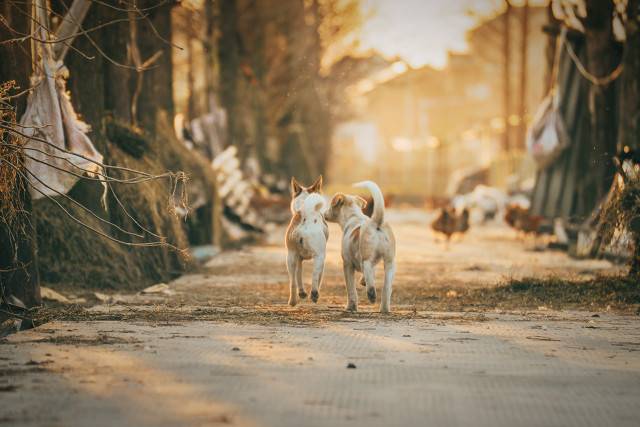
583;0;619;199
0;1;41;312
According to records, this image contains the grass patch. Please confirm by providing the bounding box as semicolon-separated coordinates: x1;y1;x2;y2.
450;276;640;312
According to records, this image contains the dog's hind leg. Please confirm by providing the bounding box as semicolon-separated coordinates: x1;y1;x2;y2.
343;263;358;312
287;252;299;306
363;260;376;304
310;255;325;303
296;257;307;299
380;259;395;313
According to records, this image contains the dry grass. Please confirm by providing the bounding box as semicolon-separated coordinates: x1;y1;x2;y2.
598;172;640;275
437;276;640;312
33;112;217;290
0;81;26;235
29;275;639;328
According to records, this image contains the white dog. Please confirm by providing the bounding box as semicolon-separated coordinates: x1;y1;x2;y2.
324;181;396;313
285;177;328;306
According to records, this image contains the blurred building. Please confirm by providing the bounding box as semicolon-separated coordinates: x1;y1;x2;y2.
330;5;548;200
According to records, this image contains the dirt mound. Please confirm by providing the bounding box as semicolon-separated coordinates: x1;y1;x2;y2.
34;112;217;290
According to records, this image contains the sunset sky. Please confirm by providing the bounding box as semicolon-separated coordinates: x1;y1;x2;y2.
358;0;544;68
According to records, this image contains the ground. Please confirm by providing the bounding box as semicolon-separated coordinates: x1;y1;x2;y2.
1;210;639;426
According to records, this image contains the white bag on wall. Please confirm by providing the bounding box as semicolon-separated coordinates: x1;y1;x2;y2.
526;90;570;169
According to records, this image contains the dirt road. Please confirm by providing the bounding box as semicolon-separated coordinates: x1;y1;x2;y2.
1;210;639;426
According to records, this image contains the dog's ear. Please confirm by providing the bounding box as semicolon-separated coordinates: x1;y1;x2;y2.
291;177;303;196
354;196;367;210
308;175;323;193
331;193;345;208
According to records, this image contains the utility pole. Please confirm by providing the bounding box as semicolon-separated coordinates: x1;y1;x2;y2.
503;1;512;158
518;0;529;153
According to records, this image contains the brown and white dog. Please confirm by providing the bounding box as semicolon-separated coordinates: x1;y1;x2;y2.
285;176;328;306
325;181;396;313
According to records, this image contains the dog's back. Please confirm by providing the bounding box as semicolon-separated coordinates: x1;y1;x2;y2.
353;181;396;264
286;194;328;259
354;181;396;313
285;176;327;306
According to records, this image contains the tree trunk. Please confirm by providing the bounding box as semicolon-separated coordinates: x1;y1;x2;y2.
619;0;640;275
619;0;640;153
204;0;218;107
518;1;529;152
503;1;512;155
61;0;105;133
247;2;270;173
187;35;197;120
543;4;561;94
102;5;133;125
218;0;240;151
584;0;618;201
136;1;175;132
0;1;41;311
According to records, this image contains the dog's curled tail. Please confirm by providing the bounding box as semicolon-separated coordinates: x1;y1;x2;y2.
354;180;385;226
302;193;326;218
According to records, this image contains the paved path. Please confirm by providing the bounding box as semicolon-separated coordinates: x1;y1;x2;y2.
1;210;638;426
2;314;640;427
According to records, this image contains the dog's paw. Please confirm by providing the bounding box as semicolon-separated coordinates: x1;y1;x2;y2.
298;289;308;299
310;290;319;303
288;298;298;307
346;301;358;312
379;305;390;314
367;287;377;303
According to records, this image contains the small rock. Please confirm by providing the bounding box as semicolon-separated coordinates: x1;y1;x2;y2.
346;362;356;369
591;314;600;318
232;347;240;351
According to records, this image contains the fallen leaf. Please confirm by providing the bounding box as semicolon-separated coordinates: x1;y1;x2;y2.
40;287;71;304
141;283;170;294
526;335;560;342
94;292;111;302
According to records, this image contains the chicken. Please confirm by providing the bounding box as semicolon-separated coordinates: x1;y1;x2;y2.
504;204;544;235
431;207;470;242
456;207;470;234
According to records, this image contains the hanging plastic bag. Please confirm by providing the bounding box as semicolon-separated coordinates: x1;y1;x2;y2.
526;89;570;168
526;26;570;169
